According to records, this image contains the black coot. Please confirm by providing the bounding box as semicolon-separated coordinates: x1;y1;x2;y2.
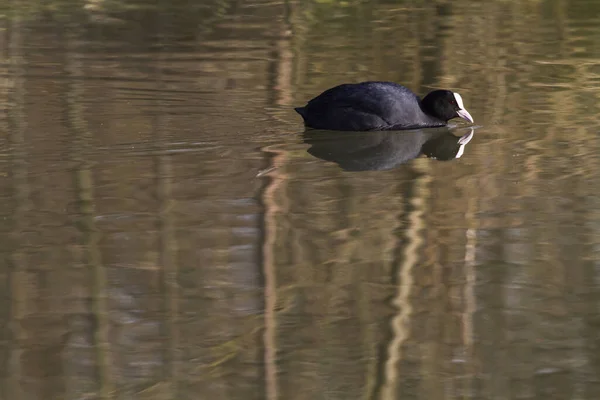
295;81;474;131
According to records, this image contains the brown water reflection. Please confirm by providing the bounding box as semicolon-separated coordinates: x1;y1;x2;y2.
1;1;600;399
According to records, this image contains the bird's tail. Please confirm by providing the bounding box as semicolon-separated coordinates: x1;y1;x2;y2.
294;107;306;119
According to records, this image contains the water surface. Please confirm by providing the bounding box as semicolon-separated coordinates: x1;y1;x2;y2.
1;1;600;399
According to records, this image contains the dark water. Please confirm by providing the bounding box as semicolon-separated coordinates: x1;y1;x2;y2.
1;1;600;399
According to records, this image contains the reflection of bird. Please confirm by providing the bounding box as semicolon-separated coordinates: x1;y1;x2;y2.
303;128;474;172
295;81;473;131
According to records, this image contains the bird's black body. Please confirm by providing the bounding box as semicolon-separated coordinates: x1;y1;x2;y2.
295;81;472;131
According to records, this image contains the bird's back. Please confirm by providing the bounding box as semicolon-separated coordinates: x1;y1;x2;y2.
297;82;442;131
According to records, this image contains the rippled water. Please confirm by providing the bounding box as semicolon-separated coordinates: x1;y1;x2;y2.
1;1;600;399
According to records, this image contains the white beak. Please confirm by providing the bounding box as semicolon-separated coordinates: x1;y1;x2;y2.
453;92;474;123
457;108;474;124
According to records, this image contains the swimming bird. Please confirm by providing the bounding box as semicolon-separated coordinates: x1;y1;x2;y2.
295;81;474;131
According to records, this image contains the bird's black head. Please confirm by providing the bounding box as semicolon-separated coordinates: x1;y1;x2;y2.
421;90;474;124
